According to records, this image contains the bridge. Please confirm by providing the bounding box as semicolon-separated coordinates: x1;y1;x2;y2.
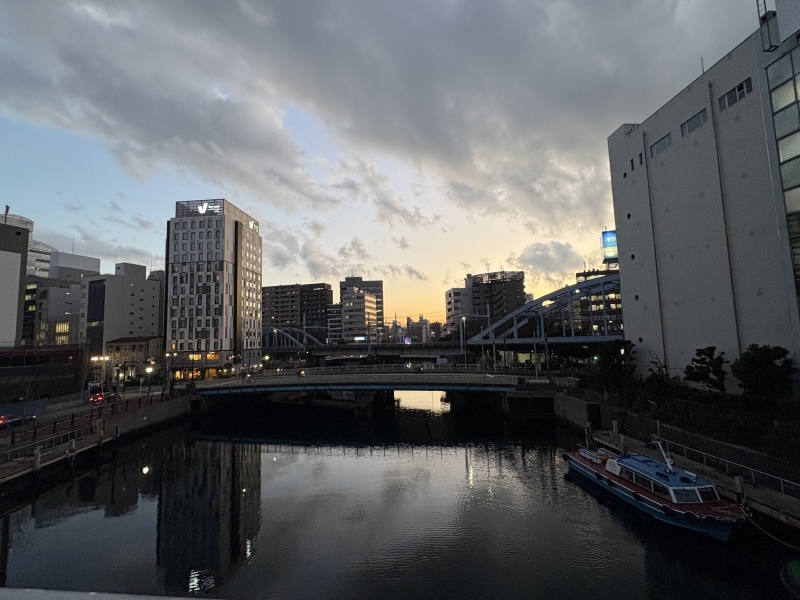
195;370;523;395
263;274;622;356
468;273;622;347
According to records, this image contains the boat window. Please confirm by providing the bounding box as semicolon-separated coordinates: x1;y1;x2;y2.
652;482;671;499
672;488;701;503
633;473;653;491
698;487;719;502
620;468;634;482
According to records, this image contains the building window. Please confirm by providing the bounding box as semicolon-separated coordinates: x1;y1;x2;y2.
775;104;800;139
680;108;707;137
718;77;752;111
650;133;672;158
773;79;798;113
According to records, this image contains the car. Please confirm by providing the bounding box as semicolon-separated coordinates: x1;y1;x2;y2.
89;392;106;403
0;414;35;429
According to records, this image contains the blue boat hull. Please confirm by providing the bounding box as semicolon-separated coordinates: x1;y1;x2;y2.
565;454;741;542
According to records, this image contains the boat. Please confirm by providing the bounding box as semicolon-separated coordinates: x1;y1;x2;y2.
562;435;748;542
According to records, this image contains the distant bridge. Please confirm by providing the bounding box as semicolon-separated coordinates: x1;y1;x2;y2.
468;274;623;347
195;371;523;395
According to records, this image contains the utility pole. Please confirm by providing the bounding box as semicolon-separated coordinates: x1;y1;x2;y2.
488;303;496;373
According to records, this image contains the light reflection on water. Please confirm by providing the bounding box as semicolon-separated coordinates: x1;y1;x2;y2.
395;390;449;413
0;417;783;600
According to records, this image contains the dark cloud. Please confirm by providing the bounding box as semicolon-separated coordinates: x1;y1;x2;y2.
0;0;758;281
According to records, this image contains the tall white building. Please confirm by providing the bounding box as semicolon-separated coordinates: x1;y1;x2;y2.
608;8;800;381
340;286;377;343
166;200;262;373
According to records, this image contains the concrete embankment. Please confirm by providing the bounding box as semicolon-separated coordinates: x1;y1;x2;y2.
0;394;208;486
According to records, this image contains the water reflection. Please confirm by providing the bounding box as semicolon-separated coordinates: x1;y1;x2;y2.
395;390;449;413
0;407;789;599
158;440;261;594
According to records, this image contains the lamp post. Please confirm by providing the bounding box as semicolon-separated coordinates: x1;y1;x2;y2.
165;352;177;392
146;365;153;397
461;316;466;372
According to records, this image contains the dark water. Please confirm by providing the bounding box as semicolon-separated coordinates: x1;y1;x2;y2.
0;392;796;599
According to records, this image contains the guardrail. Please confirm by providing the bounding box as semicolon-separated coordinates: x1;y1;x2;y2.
653;435;800;500
0;423;99;465
0;393;182;450
197;372;523;390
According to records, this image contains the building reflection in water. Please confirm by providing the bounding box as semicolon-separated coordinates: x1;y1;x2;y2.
157;440;261;594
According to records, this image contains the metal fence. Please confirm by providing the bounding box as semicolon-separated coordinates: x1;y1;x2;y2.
653;435;800;500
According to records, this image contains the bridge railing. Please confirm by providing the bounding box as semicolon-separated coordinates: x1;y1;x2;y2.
196;371;528;389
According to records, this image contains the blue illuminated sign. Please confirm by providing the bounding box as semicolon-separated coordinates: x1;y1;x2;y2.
602;230;618;262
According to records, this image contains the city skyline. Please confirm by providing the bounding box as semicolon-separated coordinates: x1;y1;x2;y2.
0;1;761;320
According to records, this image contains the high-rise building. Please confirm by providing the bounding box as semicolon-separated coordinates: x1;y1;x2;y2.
0;222;29;347
465;271;526;323
79;263;162;360
607;7;800;379
261;282;332;340
166;200;262;372
340;287;377;343
327;303;342;344
445;287;470;332
22;276;81;346
340;277;384;340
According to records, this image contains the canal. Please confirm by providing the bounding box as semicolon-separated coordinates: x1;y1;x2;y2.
0;391;795;599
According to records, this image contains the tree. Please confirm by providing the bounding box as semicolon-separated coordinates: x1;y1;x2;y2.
595;339;636;397
731;344;796;403
684;346;728;392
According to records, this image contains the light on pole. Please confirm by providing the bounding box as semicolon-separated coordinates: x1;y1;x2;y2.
165;352;177;392
146;365;153;397
461;316;467;372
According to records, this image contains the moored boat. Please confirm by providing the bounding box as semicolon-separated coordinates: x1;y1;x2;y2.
563;437;747;542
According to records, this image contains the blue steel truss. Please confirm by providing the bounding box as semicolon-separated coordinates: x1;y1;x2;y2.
466;274;623;346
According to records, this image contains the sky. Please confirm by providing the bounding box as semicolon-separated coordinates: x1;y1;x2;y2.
0;1;761;323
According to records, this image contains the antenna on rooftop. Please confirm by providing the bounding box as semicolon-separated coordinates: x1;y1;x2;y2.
701;55;705;73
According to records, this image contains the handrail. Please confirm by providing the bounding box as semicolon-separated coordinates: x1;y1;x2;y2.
653;435;800;498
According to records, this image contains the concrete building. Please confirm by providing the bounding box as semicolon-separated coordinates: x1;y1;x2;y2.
608;7;800;379
166;200;263;373
465;271;526;323
261;282;332;340
327;303;342;344
79;263;162;359
0;222;29;347
341;287;377;343
445;287;470;332
22;276;81;346
406;315;432;343
49;251;101;282
0;214;57;278
340;277;384;340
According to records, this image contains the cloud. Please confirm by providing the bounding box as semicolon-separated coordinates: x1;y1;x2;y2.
37;225;159;271
0;0;758;285
392;236;409;250
510;240;586;289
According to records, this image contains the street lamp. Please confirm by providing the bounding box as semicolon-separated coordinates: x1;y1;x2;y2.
165;352;177;393
146;365;153;397
461;316;467;372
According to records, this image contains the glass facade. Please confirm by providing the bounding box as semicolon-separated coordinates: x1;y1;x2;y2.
768;46;800;298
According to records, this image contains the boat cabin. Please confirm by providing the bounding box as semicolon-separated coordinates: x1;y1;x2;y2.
603;452;720;504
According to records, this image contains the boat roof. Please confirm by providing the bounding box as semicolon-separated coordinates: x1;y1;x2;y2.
615;453;713;488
